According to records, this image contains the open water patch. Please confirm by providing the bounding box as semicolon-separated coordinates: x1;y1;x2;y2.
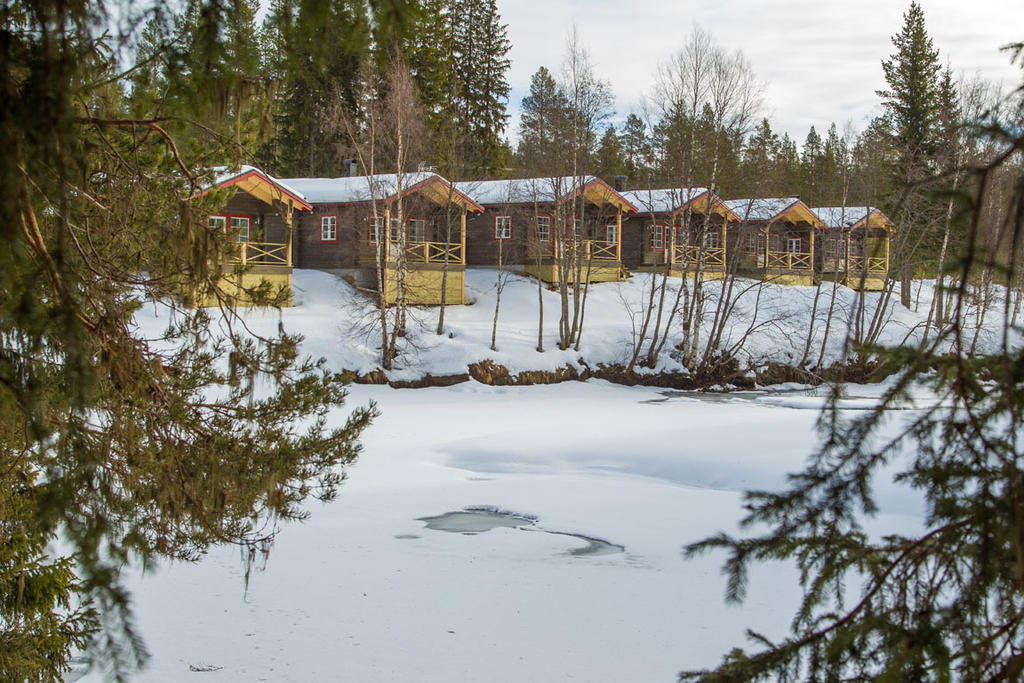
416;507;537;535
416;507;624;557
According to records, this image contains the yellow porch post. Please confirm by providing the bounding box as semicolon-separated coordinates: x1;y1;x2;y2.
846;231;851;275
383;207;391;304
765;223;771;271
809;227;815;275
884;230;890;275
460;211;467;265
460;210;467;305
722;219;727;270
284;207;293;268
614;209;622;276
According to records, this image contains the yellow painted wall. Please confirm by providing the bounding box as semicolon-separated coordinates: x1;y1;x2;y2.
383;268;465;305
523;262;624;284
633;265;725;281
764;272;815;287
196;270;292;307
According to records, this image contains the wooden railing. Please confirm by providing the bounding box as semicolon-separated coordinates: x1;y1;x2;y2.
848;255;888;274
679;246;725;267
585;240;618;261
766;250;812;270
396;240;465;265
526;239;620;262
228;241;290;267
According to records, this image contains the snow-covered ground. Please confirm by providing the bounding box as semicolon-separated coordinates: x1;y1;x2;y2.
80;380;929;682
163;267;1013;382
74;269;998;681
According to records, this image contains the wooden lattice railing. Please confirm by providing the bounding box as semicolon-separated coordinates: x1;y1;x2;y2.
228;241;290;267
677;246;725;267
766;250;812;270
526;239;620;262
402;241;465;264
586;240;618;261
848;256;888;273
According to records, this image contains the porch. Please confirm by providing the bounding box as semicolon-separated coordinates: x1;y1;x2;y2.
523;237;625;284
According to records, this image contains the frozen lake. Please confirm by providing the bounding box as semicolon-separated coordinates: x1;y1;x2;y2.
79;380;926;682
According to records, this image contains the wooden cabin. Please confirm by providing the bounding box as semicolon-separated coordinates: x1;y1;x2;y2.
813;206;893;291
723;197;824;286
619;188;739;279
280;172;483;305
201;166;311;306
457;176;638;284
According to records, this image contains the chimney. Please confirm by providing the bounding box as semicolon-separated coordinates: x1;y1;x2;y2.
343;158;357;177
613;175;628;192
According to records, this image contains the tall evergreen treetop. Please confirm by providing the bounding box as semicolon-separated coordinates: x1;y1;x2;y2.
877;1;941;168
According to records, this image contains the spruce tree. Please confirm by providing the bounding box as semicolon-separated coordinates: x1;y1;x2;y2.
620;113;651;183
1;1;411;677
877;1;941;177
682;39;1024;683
594;125;627;183
517;66;571;174
800;125;823;205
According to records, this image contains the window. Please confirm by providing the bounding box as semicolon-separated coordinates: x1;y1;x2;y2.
786;237;802;253
769;233;782;252
408;218;425;243
230;216;250;242
650;224;664;251
704;230;720;249
368;215;385;243
535;216;551;242
494;215;512;241
320;215;337;243
570;218;583;240
745;234;757;254
674;226;687;247
208;215;227;232
390;218;402;242
826;238;838;258
605;224;617;244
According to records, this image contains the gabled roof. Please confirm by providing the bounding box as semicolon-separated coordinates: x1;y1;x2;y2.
457;176;638;213
724;197;824;228
621;188;740;221
204;165;312;211
813;206;894;232
279;172;483;212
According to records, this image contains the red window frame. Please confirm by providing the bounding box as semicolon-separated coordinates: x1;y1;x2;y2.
605;223;618;244
494;214;512;241
320;214;338;243
649;223;666;252
534;214;553;242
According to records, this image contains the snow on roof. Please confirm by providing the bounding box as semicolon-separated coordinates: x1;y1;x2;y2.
813;206;879;229
210;165;308;203
456;176;601;205
619;188;710;214
724;197;802;222
278;172;441;205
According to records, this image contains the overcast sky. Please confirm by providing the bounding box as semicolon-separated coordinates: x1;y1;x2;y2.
496;0;1024;146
